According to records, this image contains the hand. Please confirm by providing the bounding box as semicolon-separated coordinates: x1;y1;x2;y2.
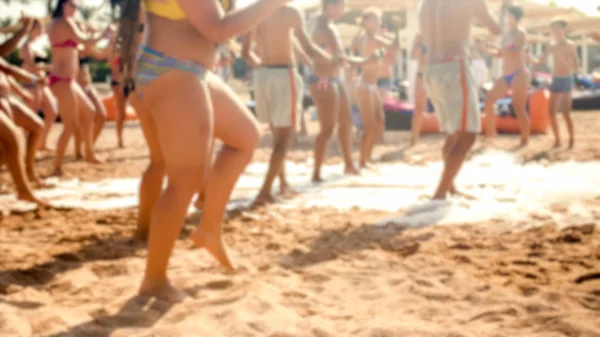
35;76;48;86
18;16;35;31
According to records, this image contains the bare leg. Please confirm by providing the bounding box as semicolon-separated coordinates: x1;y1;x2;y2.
112;84;127;148
547;92;560;148
369;88;385;162
562;93;574;149
0;108;42;204
310;82;339;182
191;73;260;271
299;108;308;136
38;87;58;150
337;84;359;174
483;78;508;139
84;86;107;143
432;132;476;200
130;93;164;241
9;98;44;186
50;81;79;176
74;84;101;164
411;77;427;146
511;71;531;147
254;126;294;206
139;73;212;303
356;86;376;168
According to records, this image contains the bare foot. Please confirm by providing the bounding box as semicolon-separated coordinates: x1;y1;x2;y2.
75;153;83;161
117;140;124;149
553;140;561;149
344;166;360;175
280;184;299;198
190;228;234;272
139;278;187;303
520;138;528;148
252;192;276;208
51;167;64;177
85;156;103;164
449;186;476;200
312;175;324;184
360;162;371;170
410;137;418;147
16;192;47;206
568;139;574;149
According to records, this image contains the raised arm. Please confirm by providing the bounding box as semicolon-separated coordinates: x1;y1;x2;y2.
65;19;105;44
0;18;34;57
290;7;332;64
473;0;501;36
182;0;289;44
241;32;262;68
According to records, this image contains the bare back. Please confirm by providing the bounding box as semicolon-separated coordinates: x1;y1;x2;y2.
253;7;297;66
420;0;480;65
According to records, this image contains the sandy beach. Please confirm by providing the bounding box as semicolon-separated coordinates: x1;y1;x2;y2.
0;107;599;336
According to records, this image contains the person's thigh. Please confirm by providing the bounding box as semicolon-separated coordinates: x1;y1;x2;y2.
310;81;339;130
9;97;43;131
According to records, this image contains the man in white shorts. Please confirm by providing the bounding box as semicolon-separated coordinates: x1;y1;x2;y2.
419;0;500;200
243;4;332;206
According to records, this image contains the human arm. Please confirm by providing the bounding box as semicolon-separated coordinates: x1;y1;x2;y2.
474;0;501;36
8;76;34;103
64;19;106;44
477;42;502;58
181;0;290;44
294;38;313;68
0;17;34;57
291;7;333;65
0;58;44;84
531;45;552;67
572;43;580;71
241;32;262;68
590;32;600;43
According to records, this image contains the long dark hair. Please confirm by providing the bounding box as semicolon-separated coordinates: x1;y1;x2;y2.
114;0;141;89
52;0;69;18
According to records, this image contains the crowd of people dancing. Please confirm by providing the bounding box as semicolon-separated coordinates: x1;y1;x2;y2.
0;0;589;302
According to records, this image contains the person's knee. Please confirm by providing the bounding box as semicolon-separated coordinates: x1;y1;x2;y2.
456;132;476;149
95;110;107;124
168;165;206;195
320;124;336;139
145;160;165;178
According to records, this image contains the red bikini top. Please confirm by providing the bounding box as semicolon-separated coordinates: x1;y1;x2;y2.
53;39;78;48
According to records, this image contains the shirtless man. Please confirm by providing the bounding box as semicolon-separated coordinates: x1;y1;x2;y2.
243;5;333;205
310;0;365;182
419;0;500;200
533;19;579;149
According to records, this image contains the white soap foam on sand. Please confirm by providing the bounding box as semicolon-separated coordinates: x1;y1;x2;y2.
1;151;599;228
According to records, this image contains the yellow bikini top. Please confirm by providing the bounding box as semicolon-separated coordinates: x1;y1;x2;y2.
145;0;232;21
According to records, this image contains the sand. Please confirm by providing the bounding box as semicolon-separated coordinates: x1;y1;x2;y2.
0;110;599;336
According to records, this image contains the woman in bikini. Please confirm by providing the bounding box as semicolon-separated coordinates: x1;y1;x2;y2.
481;5;530;146
118;0;290;302
20;20;59;151
376;16;401;103
352;8;399;168
48;0;104;176
409;33;427;146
